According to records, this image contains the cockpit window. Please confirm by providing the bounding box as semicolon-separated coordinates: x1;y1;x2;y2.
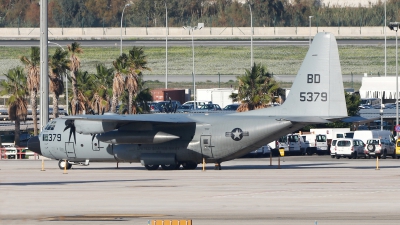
45;121;57;130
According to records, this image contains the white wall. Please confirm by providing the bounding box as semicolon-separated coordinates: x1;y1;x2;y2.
0;26;391;40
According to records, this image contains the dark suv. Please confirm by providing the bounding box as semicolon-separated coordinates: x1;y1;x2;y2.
150;101;181;113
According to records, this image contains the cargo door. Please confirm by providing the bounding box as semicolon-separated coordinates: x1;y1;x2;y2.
200;135;214;158
65;142;76;158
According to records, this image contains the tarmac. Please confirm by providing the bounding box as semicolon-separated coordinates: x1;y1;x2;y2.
1;156;400;225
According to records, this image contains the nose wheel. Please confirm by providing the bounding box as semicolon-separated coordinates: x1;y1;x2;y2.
58;160;72;170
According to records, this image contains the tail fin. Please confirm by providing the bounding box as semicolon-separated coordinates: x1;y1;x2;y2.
242;32;347;120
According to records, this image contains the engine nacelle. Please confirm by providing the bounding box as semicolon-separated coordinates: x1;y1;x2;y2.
74;120;117;134
97;131;179;144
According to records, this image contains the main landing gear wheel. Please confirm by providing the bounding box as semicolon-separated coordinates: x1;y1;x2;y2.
58;160;72;170
182;162;198;170
161;164;178;170
145;164;160;170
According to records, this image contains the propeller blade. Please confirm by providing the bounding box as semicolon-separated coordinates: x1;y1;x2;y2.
68;128;73;142
63;123;71;132
64;120;76;144
71;125;76;144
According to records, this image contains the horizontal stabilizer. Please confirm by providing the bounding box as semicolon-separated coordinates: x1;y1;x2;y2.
277;116;332;123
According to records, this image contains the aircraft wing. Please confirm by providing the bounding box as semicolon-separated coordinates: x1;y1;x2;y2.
64;114;196;135
66;114;195;123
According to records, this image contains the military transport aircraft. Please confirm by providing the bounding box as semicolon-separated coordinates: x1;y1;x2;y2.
28;32;347;170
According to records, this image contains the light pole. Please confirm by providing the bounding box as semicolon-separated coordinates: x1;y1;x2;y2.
48;41;68;115
183;25;202;108
309;16;313;47
120;3;131;56
389;22;400;136
380;98;383;131
385;0;387;77
165;1;168;89
40;0;49;132
248;1;253;67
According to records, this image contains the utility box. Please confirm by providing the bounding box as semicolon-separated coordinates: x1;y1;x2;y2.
150;89;186;104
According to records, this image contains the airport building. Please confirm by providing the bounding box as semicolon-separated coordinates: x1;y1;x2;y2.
360;76;400;103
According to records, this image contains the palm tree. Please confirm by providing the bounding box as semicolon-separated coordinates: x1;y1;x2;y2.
111;54;129;113
92;64;114;114
232;63;280;112
75;70;95;114
119;78;153;114
49;47;70;118
132;81;153;114
19;46;40;135
0;67;28;146
67;42;83;115
125;47;151;114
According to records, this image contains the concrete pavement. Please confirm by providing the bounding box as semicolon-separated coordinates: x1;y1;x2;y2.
1;156;400;225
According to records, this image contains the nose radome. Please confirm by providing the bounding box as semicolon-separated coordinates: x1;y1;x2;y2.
27;136;41;155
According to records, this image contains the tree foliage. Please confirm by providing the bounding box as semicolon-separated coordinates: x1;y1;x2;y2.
232;63;279;111
0;66;28;145
20;46;40;135
0;0;399;27
49;47;70;118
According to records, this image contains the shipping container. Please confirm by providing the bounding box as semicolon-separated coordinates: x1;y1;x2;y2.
150;89;186;104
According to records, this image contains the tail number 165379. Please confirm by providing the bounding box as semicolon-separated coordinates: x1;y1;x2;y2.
300;92;327;102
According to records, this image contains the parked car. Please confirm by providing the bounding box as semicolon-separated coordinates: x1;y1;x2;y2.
176;104;194;113
183;101;212;109
396;138;400;159
150;100;181;113
223;103;240;111
197;104;222;111
335;138;366;159
0;109;8;115
365;138;395;159
330;139;338;158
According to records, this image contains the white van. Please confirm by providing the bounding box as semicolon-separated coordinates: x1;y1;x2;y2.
353;130;394;145
301;133;328;155
286;133;304;155
335;138;366;159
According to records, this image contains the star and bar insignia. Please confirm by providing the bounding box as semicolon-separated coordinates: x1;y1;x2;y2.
225;128;249;141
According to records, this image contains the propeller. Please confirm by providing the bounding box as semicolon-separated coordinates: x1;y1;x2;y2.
75;102;80;115
63;120;76;144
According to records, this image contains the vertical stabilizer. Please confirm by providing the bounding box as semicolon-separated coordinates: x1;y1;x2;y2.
242;32;347;120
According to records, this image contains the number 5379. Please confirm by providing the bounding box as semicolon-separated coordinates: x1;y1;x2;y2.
300;92;327;102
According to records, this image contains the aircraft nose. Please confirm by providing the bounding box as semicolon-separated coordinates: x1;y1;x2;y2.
28;136;41;155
